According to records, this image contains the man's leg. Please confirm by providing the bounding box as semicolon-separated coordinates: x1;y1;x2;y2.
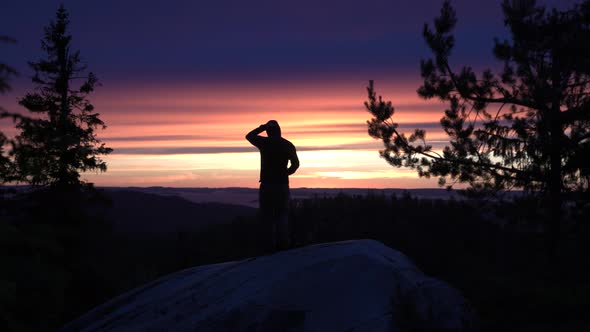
259;183;276;251
261;182;291;251
275;184;291;250
276;213;289;249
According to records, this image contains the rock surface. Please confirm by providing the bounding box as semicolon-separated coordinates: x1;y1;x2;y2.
61;240;476;331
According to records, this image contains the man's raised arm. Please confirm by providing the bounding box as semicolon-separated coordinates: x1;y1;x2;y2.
246;124;266;147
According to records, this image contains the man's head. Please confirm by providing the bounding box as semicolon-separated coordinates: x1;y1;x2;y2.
266;120;281;137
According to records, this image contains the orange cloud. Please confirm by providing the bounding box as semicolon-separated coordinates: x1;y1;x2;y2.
3;78;451;188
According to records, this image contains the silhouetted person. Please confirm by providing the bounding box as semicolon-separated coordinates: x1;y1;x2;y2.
246;120;299;250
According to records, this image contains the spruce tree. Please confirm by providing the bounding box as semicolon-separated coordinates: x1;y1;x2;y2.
14;5;112;189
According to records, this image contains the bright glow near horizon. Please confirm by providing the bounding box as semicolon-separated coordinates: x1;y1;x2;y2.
1;79;448;188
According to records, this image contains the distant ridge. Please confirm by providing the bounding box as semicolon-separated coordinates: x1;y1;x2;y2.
103;187;469;208
101;188;255;235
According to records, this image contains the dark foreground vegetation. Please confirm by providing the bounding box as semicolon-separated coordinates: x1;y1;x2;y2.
1;188;589;332
1;1;589;330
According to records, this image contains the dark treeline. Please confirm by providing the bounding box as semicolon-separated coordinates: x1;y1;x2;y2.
2;189;589;331
289;193;590;331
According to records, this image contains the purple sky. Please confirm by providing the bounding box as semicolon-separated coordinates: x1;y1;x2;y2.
2;0;575;84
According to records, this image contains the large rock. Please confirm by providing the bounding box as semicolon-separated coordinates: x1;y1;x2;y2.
62;240;476;331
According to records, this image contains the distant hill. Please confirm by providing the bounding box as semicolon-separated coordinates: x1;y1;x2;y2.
105;187;469;208
100;189;256;235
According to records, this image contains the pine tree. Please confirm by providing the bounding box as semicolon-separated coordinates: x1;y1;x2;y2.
13;5;112;189
0;35;18;183
0;36;17;96
365;0;590;241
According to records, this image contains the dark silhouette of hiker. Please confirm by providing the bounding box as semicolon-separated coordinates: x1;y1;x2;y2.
246;120;299;250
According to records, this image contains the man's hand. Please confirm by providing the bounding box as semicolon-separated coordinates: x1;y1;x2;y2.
246;123;267;146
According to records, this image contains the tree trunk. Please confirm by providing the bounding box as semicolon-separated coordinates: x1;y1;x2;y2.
547;124;562;256
547;49;563;256
58;41;70;188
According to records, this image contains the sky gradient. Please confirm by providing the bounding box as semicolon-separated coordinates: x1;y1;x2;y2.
0;0;579;188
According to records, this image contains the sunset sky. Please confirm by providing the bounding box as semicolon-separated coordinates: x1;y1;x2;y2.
0;0;577;188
